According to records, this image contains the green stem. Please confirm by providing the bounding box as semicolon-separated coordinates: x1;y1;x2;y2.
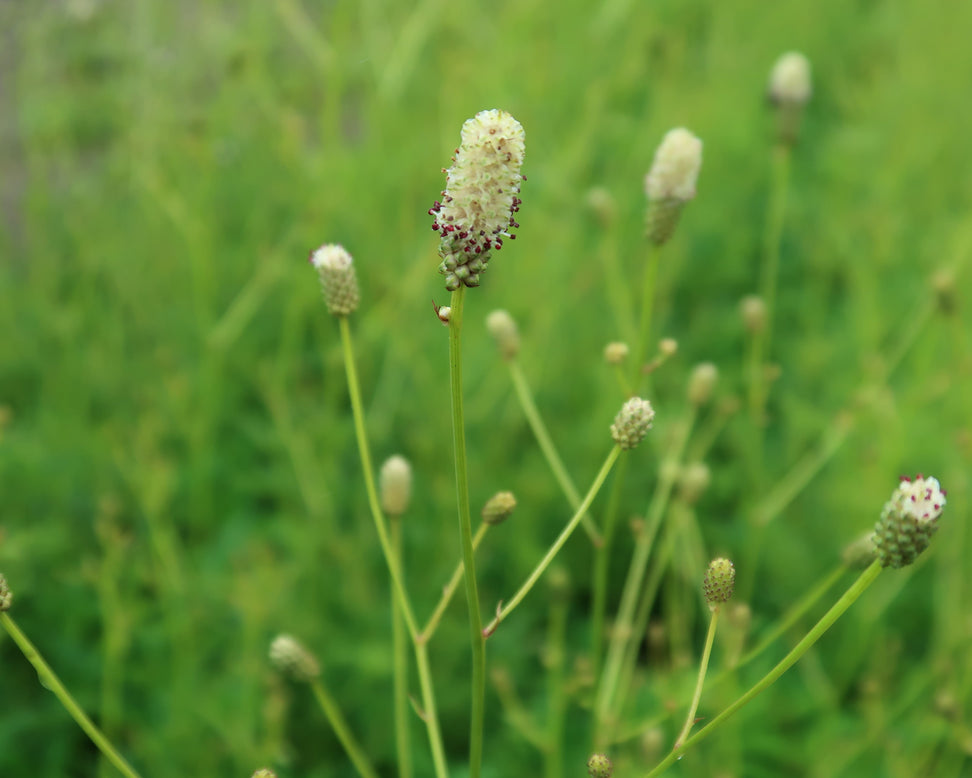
391;519;413;778
421;523;490;642
595;412;694;741
590;454;630;680
1;613;143;778
338;316;448;778
643;561;883;777
508;359;602;545
448;286;486;778
673;607;720;750
309;677;380;778
485;445;622;635
633;243;661;387
544;586;569;778
339;316;420;639
413;643;450;778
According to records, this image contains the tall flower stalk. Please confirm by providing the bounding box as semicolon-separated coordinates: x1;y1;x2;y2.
432;109;526;778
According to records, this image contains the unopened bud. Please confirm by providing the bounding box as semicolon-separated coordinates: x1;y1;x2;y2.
740;295;767;333
703;558;735;609
841;532;878;570
645;128;703;245
482;491;516;525
679;462;711;505
604;341;629;365
252;770;277;778
310;244;359;316
587;753;613;778
486;309;520;360
0;573;11;612
768;52;812;145
610;397;655;450
688;362;718;406
659;338;678;357
586;187;617;228
269;634;320;682
380;455;412;517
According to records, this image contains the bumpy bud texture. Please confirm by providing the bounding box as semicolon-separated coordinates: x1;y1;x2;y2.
380;455;412;517
873;475;946;569
310;244;360;316
431;109;525;291
0;573;11;612
486;309;520;360
610;397;655;450
703;558;736;609
587;753;614;778
482;491;517;526
269;634;320;682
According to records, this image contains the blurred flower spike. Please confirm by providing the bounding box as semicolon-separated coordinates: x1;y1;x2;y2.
431;109;525;291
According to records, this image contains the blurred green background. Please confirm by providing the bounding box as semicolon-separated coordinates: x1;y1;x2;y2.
1;0;970;776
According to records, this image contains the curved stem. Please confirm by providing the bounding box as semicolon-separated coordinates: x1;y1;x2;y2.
448;286;486;778
338;316;447;778
309;677;380;778
339;317;420;639
1;613;143;778
643;561;883;777
508;360;602;545
673;607;720;750
485;445;621;635
421;523;490;642
391;519;413;778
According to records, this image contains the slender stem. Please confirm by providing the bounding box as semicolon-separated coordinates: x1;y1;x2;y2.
414;642;450;778
544;586;569;778
595;413;695;741
338;316;448;778
485;445;622;635
1;613;143;778
421;523;490;642
633;243;661;387
643;561;883;777
673;607;720;749
391;519;413;778
339;317;420;639
508;360;602;545
590;453;630;680
448;286;486;778
748;143;791;430
309;677;380;778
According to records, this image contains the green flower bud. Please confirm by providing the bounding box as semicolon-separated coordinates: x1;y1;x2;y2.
269;634;320;682
587;753;613;778
431;110;525;290
873;474;946;568
611;397;655;450
703;558;735;609
380;455;412;517
482;491;517;525
768;51;812;146
0;573;11;612
841;532;878;570
310;244;360;316
486;309;520;360
604;341;630;366
688;362;718;406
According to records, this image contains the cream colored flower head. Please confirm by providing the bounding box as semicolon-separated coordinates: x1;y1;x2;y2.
432;109;525;290
893;474;946;522
645;128;703;203
768;51;812;105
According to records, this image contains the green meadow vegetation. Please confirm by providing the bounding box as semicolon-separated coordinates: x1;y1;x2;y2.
1;1;971;776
